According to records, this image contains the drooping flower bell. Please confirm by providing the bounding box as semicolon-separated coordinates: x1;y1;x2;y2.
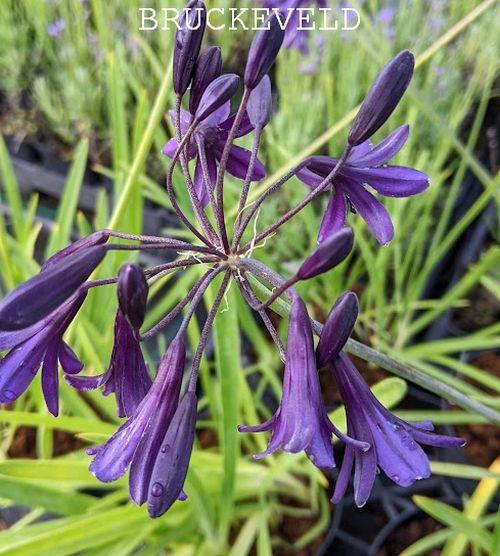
0;291;87;415
298;125;429;244
316;291;465;506
67;263;151;418
239;294;367;468
88;335;190;517
331;352;465;507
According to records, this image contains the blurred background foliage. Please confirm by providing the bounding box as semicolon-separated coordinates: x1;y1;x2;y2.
0;0;498;554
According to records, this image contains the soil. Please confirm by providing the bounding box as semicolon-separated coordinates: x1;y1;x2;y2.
456;350;500;467
376;516;442;556
7;426;86;458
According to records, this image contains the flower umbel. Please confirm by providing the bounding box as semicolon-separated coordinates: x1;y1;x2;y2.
0;1;463;519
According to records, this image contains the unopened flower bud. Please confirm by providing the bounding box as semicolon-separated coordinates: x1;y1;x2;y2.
317;292;359;367
117;263;148;330
247;74;272;129
189;46;222;115
297;228;353;281
173;0;207;96
195;73;239;121
244;13;285;89
348;50;414;146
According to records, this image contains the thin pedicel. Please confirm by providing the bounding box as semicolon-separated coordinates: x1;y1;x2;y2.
0;0;465;519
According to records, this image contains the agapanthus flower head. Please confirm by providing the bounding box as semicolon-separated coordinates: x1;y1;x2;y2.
244;12;285;89
173;0;207;95
298;125;429;244
0;244;105;330
239;295;368;468
189;46;222;114
0;291;86;415
247;74;273;130
330;352;465;507
147;391;198;518
348;50;414;146
88;334;186;511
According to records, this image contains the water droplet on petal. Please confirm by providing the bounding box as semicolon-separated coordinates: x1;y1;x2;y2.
151;482;164;497
161;444;170;454
391;474;400;483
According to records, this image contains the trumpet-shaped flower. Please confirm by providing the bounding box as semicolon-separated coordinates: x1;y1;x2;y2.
297;125;429;244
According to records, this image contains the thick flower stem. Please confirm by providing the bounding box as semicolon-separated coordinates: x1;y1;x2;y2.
174;96;220;246
215;87;251;253
239;146;351;253
188;270;231;392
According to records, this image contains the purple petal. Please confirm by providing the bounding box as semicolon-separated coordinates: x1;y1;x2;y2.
348;125;409;167
193;157;211;209
219;145;266;181
65;370;110;391
346;140;373;163
147;392;197;518
219;110;254;137
297;167;323;189
342;165;429;197
317;189;348;243
0;332;48;403
161;139;179;157
41;341;60;416
195;74;239;122
344;180;394;245
331;445;355;504
58;342;84;374
0;320;45;351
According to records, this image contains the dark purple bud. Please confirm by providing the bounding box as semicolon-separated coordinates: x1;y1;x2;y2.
348;50;414;146
117;263;148;330
0;245;105;331
317;292;359;367
189;46;222;115
247;74;272;129
297;228;354;281
244;13;285;90
41;230;109;272
147;391;197;518
173;1;207;96
194;73;239;121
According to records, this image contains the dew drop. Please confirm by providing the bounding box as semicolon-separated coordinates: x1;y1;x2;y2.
161;444;170;454
391;474;400;483
151;482;164;497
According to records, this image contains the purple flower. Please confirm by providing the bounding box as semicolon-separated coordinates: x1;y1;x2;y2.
0;291;86;415
147;391;198;518
297;125;429;244
194;74;240;122
189;46;222;115
330;352;465;507
47;19;66;38
117;263;148;331
162;105;265;208
88;335;186;515
0;244;106;330
65;309;151;418
239;295;367;468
